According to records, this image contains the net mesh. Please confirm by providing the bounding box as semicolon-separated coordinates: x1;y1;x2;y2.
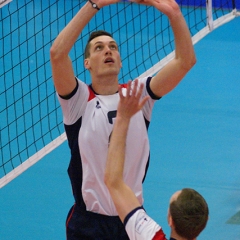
0;0;238;187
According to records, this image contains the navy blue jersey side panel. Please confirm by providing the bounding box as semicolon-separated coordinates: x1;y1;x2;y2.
142;152;150;183
65;117;86;210
142;117;150;183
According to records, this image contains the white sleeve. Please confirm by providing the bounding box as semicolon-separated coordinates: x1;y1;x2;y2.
135;77;159;122
57;78;89;125
124;207;162;240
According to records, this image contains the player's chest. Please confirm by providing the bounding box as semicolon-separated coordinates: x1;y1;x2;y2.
81;95;119;132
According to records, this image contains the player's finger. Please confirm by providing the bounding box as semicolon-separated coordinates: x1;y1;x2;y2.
131;79;140;98
136;82;144;99
118;85;124;100
126;80;132;97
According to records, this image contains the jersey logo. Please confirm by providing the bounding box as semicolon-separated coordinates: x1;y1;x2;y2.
96;101;101;109
135;213;150;234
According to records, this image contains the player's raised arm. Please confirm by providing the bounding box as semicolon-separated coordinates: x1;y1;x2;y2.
50;0;119;97
104;80;149;222
135;0;196;98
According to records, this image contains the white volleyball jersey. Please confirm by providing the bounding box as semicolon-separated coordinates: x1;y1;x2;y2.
124;207;166;240
58;77;159;215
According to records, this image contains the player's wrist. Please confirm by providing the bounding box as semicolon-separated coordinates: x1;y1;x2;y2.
166;6;182;21
88;0;100;10
116;114;131;125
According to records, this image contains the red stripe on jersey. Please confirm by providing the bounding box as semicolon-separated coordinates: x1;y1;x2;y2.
66;204;76;229
120;83;128;89
88;86;96;101
152;229;167;240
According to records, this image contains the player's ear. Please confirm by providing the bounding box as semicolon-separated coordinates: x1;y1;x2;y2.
167;209;174;227
84;58;90;70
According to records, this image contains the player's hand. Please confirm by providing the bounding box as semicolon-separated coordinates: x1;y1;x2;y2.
117;79;149;120
132;0;180;19
93;0;121;9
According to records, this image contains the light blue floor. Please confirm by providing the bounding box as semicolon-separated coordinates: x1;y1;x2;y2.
0;16;240;240
144;16;240;239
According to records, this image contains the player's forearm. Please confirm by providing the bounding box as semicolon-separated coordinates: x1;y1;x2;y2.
105;116;130;188
169;10;196;69
105;116;143;222
107;181;141;222
50;2;98;59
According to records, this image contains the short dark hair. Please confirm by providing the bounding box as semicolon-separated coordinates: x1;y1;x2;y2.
170;188;209;240
84;30;113;59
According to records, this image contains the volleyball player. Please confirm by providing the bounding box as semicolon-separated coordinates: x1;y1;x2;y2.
105;79;209;240
50;0;196;238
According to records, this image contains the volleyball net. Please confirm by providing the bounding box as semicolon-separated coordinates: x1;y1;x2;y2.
0;0;239;188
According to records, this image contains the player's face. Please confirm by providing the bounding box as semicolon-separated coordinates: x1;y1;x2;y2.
84;35;122;77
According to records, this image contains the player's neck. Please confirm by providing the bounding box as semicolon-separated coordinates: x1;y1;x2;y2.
91;77;119;95
170;232;197;240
